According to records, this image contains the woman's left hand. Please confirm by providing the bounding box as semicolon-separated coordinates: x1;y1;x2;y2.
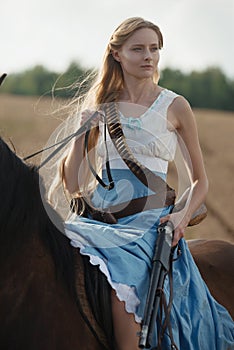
159;212;190;247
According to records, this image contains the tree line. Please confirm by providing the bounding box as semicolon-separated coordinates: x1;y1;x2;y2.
1;62;234;111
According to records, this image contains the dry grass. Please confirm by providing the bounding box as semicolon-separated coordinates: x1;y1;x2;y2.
0;94;68;158
0;93;233;243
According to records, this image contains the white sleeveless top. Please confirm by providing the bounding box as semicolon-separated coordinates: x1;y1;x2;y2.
97;89;179;174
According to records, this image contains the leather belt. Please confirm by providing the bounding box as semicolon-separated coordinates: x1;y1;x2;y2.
71;190;176;224
105;190;175;219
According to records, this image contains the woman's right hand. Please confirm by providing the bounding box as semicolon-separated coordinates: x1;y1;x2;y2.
80;109;103;127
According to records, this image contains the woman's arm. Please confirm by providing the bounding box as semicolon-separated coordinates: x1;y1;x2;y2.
63;134;88;194
161;96;209;245
63;111;100;194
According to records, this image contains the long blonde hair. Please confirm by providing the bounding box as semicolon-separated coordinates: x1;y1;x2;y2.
47;17;163;209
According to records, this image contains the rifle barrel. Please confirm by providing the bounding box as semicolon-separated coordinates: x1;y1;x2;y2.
138;221;174;348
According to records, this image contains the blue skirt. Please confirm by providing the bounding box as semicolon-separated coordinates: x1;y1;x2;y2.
65;169;234;349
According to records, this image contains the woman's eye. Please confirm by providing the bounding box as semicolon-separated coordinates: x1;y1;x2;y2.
132;47;158;52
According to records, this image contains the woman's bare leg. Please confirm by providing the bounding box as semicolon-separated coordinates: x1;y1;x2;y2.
111;289;141;350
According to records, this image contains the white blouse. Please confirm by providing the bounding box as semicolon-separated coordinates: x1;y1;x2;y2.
97;89;179;174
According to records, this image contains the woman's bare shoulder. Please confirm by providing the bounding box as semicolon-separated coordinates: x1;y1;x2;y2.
170;94;192;114
168;93;195;130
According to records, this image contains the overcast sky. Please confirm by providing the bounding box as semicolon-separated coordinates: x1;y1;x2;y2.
1;0;234;78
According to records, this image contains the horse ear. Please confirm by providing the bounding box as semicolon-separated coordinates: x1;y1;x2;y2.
0;73;7;86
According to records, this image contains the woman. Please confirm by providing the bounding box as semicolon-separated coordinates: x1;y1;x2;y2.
59;17;234;350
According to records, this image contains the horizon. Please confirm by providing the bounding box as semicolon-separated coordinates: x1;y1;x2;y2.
1;0;234;79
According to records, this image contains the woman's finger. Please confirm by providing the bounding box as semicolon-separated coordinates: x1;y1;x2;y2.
159;214;170;224
81;109;103;126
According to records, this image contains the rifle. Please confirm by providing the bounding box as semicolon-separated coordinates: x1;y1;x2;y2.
138;220;175;349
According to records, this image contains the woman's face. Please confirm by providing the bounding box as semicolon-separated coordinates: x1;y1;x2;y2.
113;28;160;81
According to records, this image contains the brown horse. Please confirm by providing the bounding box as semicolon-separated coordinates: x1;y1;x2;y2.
0;138;233;350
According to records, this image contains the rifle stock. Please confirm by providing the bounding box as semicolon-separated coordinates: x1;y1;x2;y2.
138;221;174;348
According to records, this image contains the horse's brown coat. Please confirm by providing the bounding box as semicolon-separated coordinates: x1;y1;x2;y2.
0;235;103;350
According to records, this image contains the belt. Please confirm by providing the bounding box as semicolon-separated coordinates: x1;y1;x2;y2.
71;190;176;224
106;190;175;219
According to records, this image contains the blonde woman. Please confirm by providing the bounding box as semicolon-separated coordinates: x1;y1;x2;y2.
59;17;234;350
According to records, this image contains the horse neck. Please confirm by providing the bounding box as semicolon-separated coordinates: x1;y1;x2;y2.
0;230;58;316
0;228;49;274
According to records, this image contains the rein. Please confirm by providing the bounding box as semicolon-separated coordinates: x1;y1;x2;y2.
84;119;114;190
23;111;100;170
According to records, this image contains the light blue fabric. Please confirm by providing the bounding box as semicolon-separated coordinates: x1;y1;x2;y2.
65;169;234;349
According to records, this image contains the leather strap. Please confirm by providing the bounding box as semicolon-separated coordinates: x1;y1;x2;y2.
106;191;175;219
71;190;175;224
84;124;114;190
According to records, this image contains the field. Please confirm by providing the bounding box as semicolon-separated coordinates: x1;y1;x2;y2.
1;93;234;243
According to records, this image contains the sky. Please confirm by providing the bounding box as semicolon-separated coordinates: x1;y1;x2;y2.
1;0;234;78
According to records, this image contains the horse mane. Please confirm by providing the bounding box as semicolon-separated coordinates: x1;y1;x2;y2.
0;138;76;299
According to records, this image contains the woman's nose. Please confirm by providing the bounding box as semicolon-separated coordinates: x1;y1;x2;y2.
144;48;153;60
